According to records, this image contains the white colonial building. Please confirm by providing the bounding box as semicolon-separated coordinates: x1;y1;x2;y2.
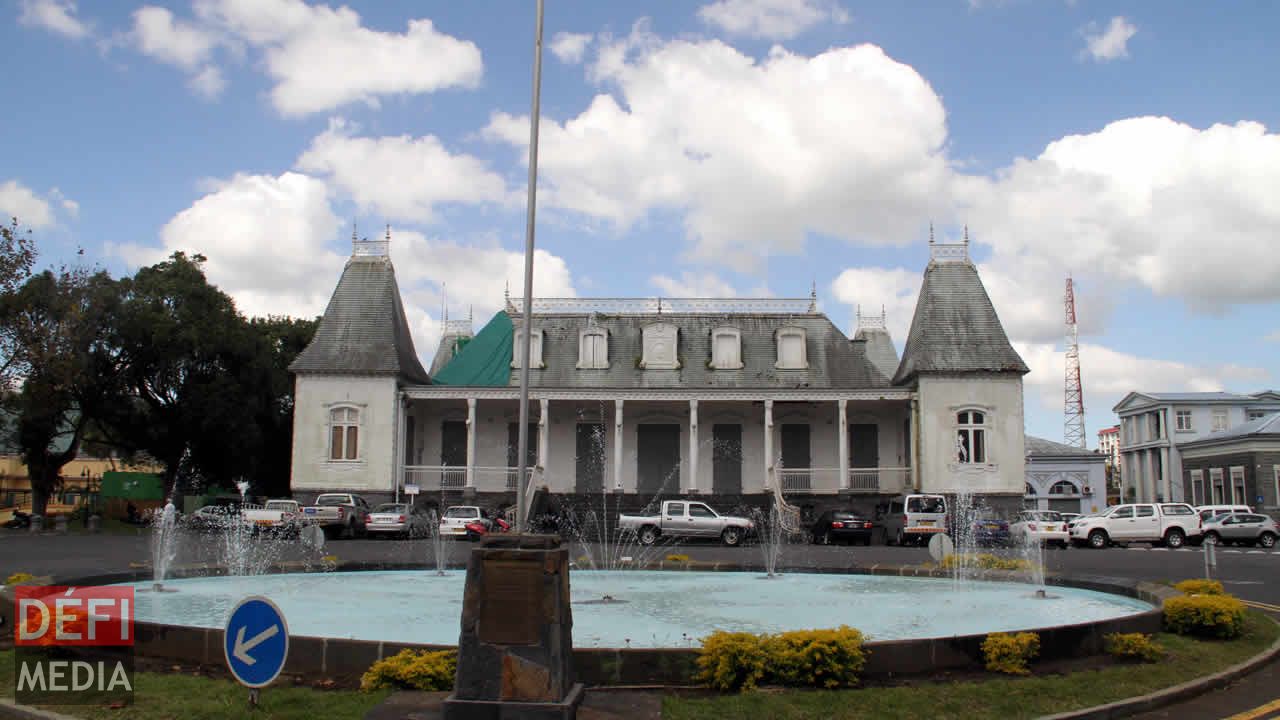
288;235;1030;517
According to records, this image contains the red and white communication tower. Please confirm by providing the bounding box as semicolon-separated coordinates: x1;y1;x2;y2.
1064;276;1086;448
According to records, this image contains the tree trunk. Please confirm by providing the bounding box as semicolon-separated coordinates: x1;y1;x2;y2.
27;461;60;517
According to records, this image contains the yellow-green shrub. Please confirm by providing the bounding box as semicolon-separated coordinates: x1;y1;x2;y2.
1174;579;1224;596
1163;594;1246;639
696;631;769;691
940;553;1034;572
5;572;35;585
1103;633;1165;662
766;626;866;689
361;649;456;692
982;632;1040;675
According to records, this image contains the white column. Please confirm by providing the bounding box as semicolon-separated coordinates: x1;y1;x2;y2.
909;398;921;492
394;393;405;503
538;398;550;482
465;398;477;489
837;399;849;491
688;399;699;493
613;400;624;492
1161;446;1172;502
764;399;774;489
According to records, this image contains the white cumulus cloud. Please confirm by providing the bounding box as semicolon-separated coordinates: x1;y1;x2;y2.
0;180;76;229
698;0;850;40
110;171;345;321
1080;16;1136;63
550;32;592;64
485;29;956;271
830;267;921;341
650;271;741;298
194;0;483;116
18;0;89;39
295;118;510;223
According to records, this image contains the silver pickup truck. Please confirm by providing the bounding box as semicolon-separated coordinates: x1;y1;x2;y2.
618;500;754;546
301;493;371;539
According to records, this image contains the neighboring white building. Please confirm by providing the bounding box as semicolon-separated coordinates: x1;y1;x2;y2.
1112;391;1280;503
288;235;1030;515
1024;436;1107;514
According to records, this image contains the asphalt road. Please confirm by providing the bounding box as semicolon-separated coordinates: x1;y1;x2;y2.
2;529;1278;719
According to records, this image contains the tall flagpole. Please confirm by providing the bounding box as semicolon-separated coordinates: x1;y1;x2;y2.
515;0;544;534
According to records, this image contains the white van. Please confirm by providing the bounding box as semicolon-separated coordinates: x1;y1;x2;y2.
884;494;948;546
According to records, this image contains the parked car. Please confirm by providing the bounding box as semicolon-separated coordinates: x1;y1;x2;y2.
366;503;433;538
970;510;1011;547
183;504;239;533
1195;504;1253;523
439;506;488;538
617;500;755;546
242;500;302;536
1201;513;1278;548
883;494;948;546
1059;512;1082;526
1010;510;1069;548
301;493;372;538
1069;503;1201;549
810;510;876;546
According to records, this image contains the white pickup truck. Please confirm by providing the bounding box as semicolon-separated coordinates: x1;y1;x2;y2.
242;500;302;535
301;493;371;538
1069;502;1201;549
618;500;755;546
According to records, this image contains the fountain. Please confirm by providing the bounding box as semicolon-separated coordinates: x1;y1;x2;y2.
427;509;449;576
147;498;180;592
755;500;786;578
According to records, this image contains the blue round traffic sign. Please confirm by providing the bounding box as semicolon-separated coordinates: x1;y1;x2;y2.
223;596;289;688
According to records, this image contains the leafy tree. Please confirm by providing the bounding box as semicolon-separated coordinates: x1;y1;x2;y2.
0;218;39;392
243;316;318;497
0;266;120;516
105;252;259;498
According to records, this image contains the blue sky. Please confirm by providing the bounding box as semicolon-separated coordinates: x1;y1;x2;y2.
3;0;1278;446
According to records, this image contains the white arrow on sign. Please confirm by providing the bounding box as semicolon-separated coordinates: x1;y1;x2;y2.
232;624;279;666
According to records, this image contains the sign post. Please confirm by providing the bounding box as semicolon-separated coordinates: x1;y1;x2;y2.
224;596;289;708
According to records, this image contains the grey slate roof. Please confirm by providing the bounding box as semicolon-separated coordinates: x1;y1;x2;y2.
1180;411;1280;446
289;256;430;383
510;312;894;390
892;259;1029;385
1138;392;1256;402
1025;435;1104;458
854;327;900;380
429;333;470;376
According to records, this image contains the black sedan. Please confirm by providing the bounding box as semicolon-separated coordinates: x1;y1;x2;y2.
811;510;876;546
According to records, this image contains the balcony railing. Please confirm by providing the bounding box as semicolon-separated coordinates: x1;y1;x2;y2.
401;466;534;493
776;467;912;494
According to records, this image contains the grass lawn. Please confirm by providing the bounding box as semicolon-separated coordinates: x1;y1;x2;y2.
0;650;390;720
664;612;1280;720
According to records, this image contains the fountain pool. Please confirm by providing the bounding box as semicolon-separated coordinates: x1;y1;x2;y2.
118;570;1152;649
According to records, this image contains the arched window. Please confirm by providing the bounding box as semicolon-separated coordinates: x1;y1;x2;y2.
710;326;743;369
329;406;360;461
775;327;807;369
955;410;987;463
1049;480;1078;495
577;328;608;369
512;328;544;368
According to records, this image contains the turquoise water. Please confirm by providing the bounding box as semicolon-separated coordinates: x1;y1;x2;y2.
121;570;1152;649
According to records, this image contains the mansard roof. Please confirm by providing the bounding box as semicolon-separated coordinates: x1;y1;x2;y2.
893;248;1029;385
289;254;429;383
431;301;896;390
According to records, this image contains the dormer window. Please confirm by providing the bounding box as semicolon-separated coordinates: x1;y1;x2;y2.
512;328;544;368
577;328;609;369
710;326;743;369
641;323;679;369
775;327;807;369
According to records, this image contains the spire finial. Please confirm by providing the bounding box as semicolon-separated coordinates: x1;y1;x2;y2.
929;222;934;244
442;282;448;324
963;225;969;245
809;279;817;311
351;221;357;243
385;224;391;242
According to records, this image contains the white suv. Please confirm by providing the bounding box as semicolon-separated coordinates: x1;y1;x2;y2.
1070;503;1201;549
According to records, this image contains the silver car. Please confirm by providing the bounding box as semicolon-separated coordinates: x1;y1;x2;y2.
365;503;432;538
1201;513;1278;548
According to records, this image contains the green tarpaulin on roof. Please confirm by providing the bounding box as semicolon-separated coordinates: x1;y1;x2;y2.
431;311;513;386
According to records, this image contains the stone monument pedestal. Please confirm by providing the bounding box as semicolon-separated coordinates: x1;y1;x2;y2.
443;534;583;720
